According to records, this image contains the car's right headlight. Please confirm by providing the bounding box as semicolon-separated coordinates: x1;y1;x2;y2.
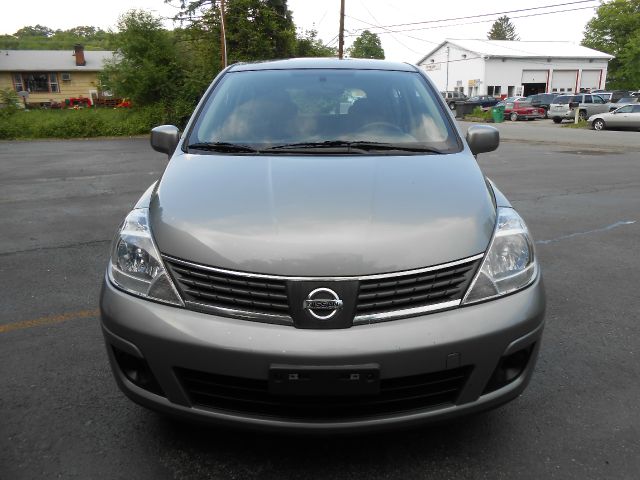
108;208;183;306
462;207;538;304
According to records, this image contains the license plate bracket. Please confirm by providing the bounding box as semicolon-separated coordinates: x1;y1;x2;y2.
269;364;380;396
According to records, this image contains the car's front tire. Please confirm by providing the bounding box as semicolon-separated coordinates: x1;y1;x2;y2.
510;112;518;121
552;117;562;124
449;102;456;110
593;118;606;131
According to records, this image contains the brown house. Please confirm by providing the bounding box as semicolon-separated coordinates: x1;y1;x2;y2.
0;45;114;106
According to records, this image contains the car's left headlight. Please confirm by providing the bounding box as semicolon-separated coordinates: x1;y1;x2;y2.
108;208;183;306
462;207;538;304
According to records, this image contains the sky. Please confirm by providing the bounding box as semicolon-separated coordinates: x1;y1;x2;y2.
1;0;600;62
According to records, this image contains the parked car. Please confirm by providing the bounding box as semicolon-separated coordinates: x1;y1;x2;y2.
465;95;500;109
549;94;609;123
526;93;558;118
100;58;545;433
607;97;638;112
589;104;640;131
504;100;545;121
503;96;527;103
595;92;613;102
440;90;468;110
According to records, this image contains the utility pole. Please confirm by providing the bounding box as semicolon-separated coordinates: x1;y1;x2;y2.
338;0;345;59
220;0;228;68
445;46;450;92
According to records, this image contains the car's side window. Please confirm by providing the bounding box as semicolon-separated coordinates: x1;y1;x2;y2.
593;96;604;104
584;95;592;104
617;106;633;113
633;105;640;113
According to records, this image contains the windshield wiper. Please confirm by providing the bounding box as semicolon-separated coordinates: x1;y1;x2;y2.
264;140;442;154
187;142;259;153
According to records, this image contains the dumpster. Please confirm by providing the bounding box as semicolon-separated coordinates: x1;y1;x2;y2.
491;104;505;123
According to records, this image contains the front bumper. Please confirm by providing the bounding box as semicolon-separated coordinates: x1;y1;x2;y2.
100;273;546;433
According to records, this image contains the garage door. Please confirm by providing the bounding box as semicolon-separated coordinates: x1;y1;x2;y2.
521;70;548;84
551;70;578;93
580;70;601;91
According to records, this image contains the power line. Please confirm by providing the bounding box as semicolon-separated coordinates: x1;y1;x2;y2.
345;5;599;38
350;0;598;32
352;1;427;53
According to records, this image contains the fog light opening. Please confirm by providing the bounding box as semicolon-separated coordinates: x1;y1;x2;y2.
484;344;534;394
112;347;164;396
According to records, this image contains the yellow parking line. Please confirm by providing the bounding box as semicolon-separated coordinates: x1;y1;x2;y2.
0;309;99;334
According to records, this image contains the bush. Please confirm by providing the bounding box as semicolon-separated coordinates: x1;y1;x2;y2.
0;105;174;140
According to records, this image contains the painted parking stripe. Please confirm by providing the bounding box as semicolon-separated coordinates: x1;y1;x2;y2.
0;309;99;334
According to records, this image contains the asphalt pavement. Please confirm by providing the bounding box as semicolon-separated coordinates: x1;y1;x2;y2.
1;125;639;479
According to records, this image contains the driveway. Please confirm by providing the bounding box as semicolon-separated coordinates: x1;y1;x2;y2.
1;127;639;479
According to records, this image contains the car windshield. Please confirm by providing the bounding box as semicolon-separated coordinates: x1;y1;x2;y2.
553;96;575;105
616;97;637;103
188;68;460;154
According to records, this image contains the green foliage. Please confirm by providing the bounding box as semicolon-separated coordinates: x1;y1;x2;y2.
295;29;336;57
582;0;640;89
0;106;171;140
0;24;113;50
0;88;21;115
347;30;385;59
100;10;182;106
466;106;493;121
487;16;519;40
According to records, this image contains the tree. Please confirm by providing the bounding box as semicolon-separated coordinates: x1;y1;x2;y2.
14;25;54;38
295;29;336;57
582;0;640;89
487;16;519;41
100;10;182;106
169;0;297;62
347;30;384;59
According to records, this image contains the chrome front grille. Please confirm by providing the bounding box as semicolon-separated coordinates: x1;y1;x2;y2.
355;259;481;321
164;257;291;322
163;254;483;325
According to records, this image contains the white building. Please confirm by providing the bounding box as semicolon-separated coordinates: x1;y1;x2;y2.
417;39;614;98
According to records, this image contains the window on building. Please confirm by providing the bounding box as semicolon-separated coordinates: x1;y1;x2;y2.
11;72;60;93
487;86;494;96
12;73;24;92
507;86;515;96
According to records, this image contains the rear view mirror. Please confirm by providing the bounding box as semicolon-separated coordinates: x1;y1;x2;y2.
150;125;180;158
466;125;499;155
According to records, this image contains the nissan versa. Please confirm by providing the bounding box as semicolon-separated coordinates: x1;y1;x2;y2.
100;58;545;432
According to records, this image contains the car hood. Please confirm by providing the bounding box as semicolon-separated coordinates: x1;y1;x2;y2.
150;151;496;276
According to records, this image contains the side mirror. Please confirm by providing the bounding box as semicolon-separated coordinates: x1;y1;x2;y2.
466;125;499;155
150;125;180;158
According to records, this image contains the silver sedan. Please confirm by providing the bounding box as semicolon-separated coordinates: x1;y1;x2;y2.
589;105;640;131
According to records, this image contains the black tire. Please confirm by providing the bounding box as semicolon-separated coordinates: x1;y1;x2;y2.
593;118;606;131
552;117;562;124
449;102;456;110
578;110;588;121
510;112;518;121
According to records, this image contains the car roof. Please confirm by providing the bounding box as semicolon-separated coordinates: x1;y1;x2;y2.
228;58;418;72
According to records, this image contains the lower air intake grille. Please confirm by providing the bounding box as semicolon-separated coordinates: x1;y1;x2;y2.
176;366;472;420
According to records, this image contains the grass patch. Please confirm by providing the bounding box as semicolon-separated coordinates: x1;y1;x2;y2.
0;105;172;140
464;106;495;122
563;119;589;129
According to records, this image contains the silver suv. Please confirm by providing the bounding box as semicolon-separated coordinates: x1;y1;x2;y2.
100;58;545;433
549;93;609;123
